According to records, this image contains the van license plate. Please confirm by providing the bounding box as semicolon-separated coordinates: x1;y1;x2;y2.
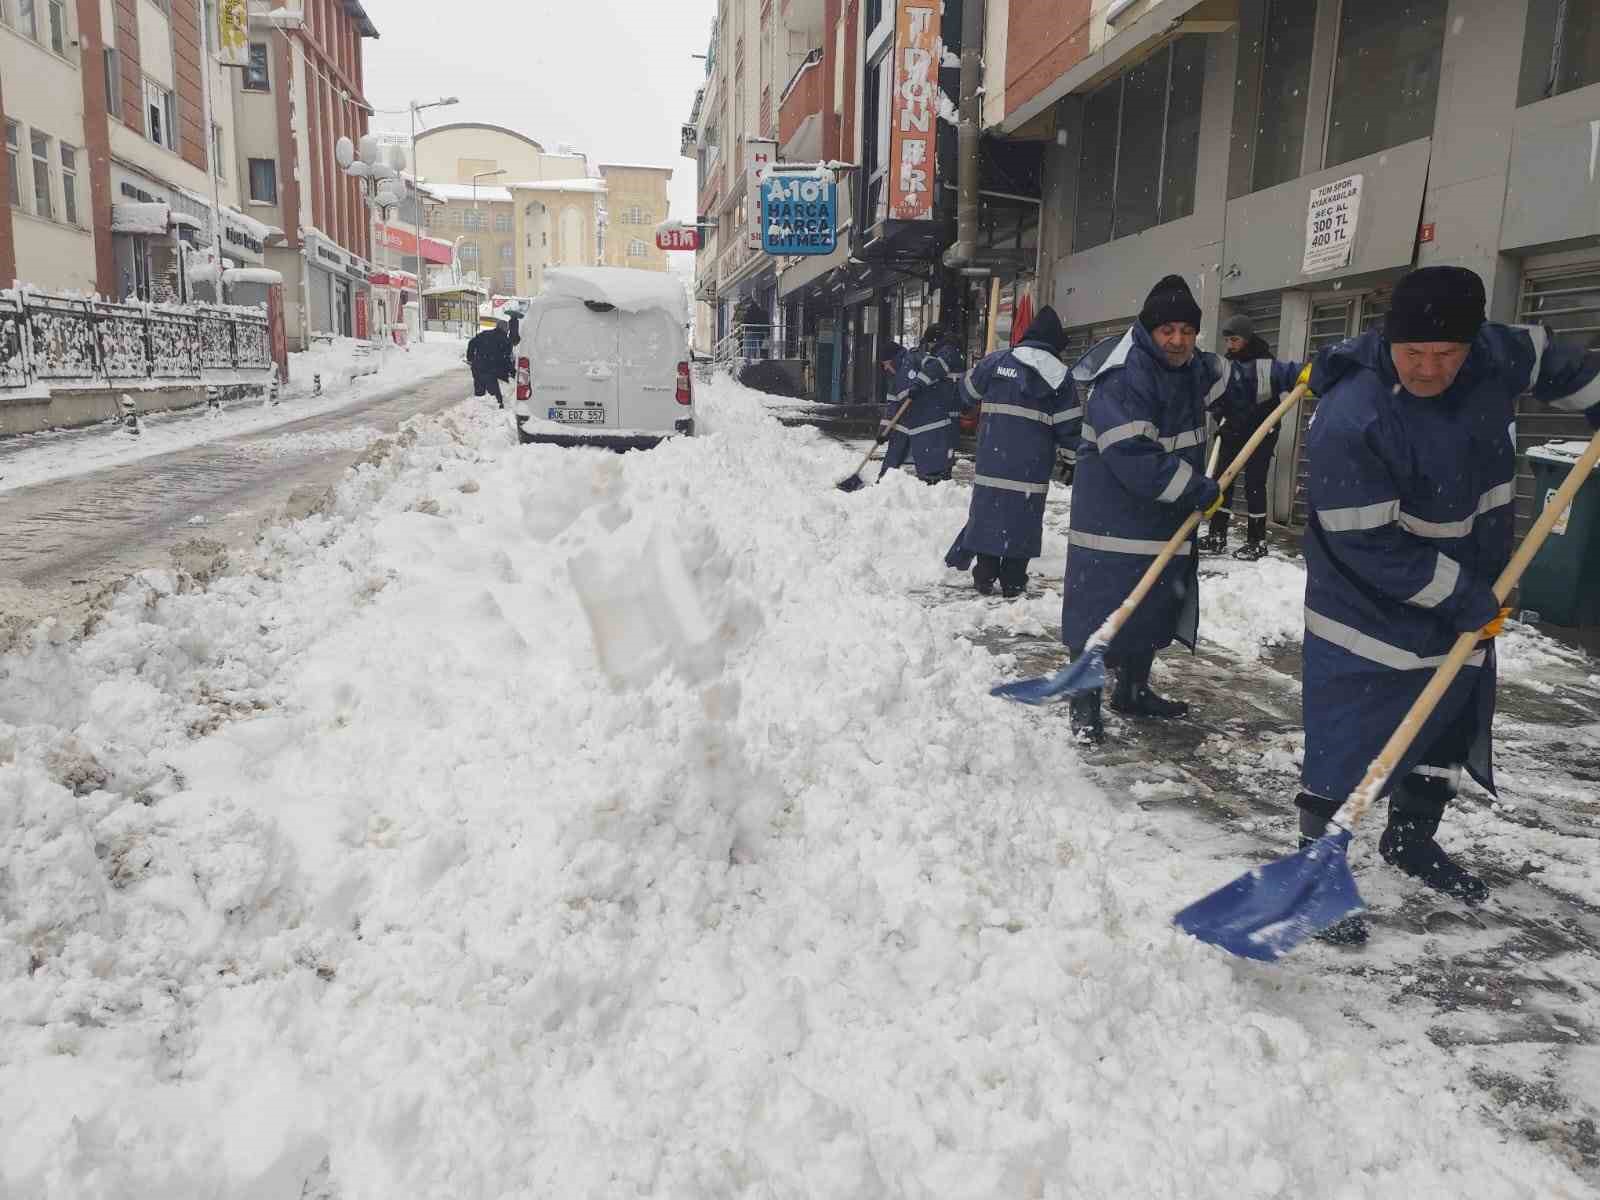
549;407;605;424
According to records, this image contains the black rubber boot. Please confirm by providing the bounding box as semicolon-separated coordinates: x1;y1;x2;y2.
999;557;1028;599
1379;809;1489;904
972;556;999;596
1296;798;1370;945
1069;691;1104;746
1232;516;1268;560
1109;651;1188;719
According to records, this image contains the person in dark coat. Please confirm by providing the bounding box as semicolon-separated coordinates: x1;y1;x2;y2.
1060;275;1227;744
466;311;521;408
879;341;912;471
901;325;965;483
1198;313;1303;560
739;296;771;358
1296;265;1600;940
946;306;1081;596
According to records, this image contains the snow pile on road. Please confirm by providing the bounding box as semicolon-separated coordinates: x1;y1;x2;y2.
0;377;1588;1198
0;337;468;495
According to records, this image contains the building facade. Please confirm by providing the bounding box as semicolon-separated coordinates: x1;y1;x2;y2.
598;164;673;271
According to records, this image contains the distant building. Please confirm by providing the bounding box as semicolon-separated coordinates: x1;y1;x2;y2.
598;164;673;272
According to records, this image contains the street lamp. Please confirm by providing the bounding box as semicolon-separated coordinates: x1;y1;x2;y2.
407;96;457;341
337;133;407;361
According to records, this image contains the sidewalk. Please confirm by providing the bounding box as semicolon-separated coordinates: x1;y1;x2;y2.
916;459;1600;1181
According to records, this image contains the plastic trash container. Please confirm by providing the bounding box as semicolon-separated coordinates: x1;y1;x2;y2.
1520;440;1600;627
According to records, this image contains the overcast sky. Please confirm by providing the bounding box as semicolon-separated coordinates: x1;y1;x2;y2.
363;0;715;233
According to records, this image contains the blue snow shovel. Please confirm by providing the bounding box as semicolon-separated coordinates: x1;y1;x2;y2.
1175;427;1600;960
991;385;1307;705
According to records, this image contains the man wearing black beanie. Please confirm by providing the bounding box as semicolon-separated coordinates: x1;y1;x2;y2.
1061;274;1228;744
1296;264;1600;943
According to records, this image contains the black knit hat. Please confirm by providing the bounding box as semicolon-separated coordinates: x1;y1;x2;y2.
1221;313;1255;340
1140;275;1203;332
1386;266;1486;345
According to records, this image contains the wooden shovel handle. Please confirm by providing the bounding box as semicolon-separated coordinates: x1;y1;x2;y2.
846;390;917;478
1087;383;1309;650
1334;427;1600;830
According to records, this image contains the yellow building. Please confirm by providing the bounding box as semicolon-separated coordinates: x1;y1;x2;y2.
598;165;675;272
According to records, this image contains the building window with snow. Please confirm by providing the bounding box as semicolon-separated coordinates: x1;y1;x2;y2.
248;158;277;204
30;130;52;220
60;143;78;225
244;43;271;91
5;122;19;209
144;78;178;152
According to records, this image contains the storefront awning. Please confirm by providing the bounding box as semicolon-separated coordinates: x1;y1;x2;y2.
370;270;418;288
111;203;174;235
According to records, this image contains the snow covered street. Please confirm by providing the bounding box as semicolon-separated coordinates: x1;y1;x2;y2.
2;375;1598;1197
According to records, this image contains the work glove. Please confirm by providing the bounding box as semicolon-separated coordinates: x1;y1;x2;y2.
1295;361;1315;397
1193;476;1222;516
1452;584;1503;635
1054;453;1075;485
1477;606;1513;639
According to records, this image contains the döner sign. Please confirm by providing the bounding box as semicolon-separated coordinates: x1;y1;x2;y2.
888;0;939;222
760;174;838;256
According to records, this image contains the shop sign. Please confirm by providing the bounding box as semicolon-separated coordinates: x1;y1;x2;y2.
216;0;249;67
657;224;701;251
1303;174;1362;275
744;137;777;250
760;173;837;256
888;0;940;222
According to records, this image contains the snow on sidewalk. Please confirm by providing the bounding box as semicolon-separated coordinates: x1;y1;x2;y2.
0;376;1591;1198
0;336;469;496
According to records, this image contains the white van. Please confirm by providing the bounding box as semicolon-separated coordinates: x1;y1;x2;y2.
513;267;694;451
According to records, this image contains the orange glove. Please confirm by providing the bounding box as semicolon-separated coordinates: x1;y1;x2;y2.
1478;606;1513;639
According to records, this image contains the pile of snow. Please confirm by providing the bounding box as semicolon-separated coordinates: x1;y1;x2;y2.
0;377;1589;1197
541;266;688;324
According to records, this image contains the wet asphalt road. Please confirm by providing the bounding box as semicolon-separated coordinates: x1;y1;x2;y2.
0;373;474;629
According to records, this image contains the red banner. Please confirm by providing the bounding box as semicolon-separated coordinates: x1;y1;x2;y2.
375;226;454;264
888;0;939;222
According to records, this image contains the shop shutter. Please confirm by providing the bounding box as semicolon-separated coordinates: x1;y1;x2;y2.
1516;267;1600;537
1289;289;1391;525
1062;317;1134;372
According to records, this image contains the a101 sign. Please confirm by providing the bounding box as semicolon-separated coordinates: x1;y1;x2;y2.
759;174;838;257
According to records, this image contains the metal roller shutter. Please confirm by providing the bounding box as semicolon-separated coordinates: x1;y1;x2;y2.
1062;317;1135;370
1289;289;1390;525
1516;267;1600;538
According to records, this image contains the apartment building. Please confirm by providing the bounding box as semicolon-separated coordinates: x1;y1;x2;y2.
598;163;673;271
996;0;1600;556
2;0;253;302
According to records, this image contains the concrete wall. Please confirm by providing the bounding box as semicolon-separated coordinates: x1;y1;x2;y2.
0;385;208;436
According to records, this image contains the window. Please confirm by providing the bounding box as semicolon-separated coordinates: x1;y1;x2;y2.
212;124;225;179
5;122;19;209
498;242;513;266
105;49;122;115
462;208;485;231
145;78;178;151
1073;37;1205;252
47;0;64;52
450;208;463;229
244;42;270;91
30;130;52;219
459;241;480;272
1519;0;1600;106
60;143;77;225
1324;0;1446;169
493;210;511;232
16;0;37;40
1250;0;1317;192
627;239;646;256
498;270;515;291
247;157;277;203
526;265;533;280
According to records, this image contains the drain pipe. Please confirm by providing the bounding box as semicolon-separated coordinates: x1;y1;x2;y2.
945;0;985;273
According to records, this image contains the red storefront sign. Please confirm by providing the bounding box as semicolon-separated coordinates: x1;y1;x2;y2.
375;225;454;264
657;225;701;251
888;0;939;222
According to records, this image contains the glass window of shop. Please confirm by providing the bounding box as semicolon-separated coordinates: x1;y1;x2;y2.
1249;0;1317;192
1073;36;1206;252
1519;0;1600;106
1324;0;1447;170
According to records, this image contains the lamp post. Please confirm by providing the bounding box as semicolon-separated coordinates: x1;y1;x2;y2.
407;96;457;341
336;133;407;362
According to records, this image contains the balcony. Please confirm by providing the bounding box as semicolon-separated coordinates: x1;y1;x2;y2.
780;0;825;37
778;49;825;164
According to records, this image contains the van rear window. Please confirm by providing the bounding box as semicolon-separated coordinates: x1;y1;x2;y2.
584;301;617;313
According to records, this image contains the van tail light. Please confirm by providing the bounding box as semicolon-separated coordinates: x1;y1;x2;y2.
516;356;531;402
675;361;692;406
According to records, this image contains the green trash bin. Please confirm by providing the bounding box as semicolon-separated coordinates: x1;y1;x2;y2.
1519;440;1600;627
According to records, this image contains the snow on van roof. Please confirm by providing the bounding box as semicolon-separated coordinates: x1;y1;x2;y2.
542;267;687;324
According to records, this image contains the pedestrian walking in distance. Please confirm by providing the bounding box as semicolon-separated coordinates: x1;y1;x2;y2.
1060;275;1229;745
1199;313;1303;560
1297;264;1600;944
946;306;1081;597
466;307;521;408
